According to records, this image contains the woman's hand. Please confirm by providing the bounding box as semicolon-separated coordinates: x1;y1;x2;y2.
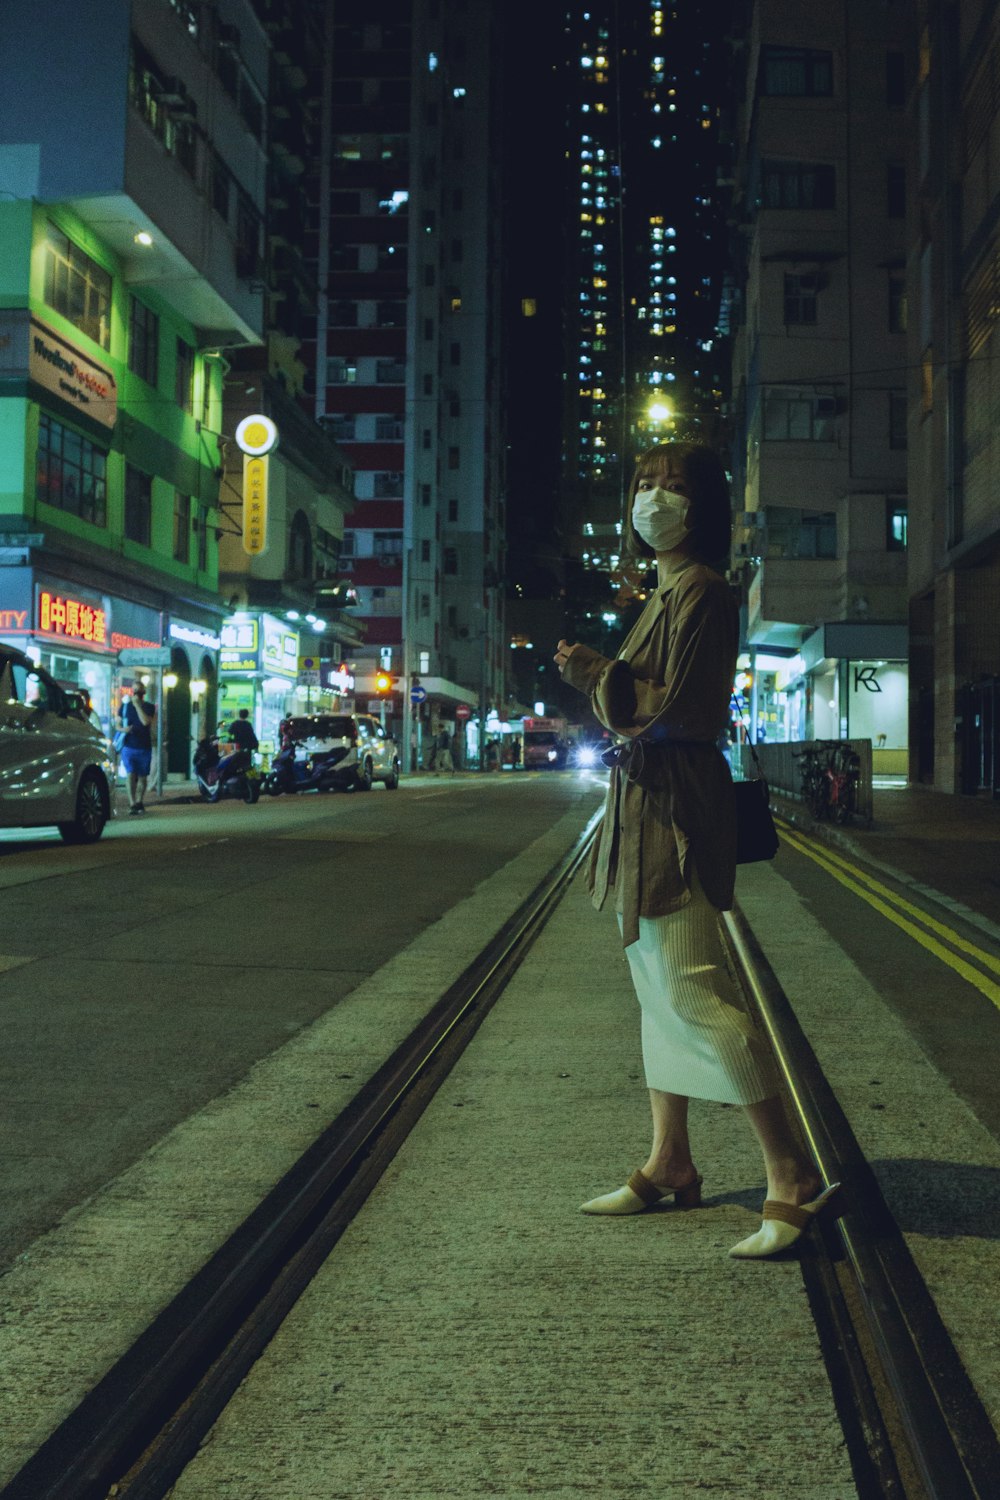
554;639;579;674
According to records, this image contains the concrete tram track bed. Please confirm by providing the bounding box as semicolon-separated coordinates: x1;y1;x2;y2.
739;861;1000;1440
0;800;601;1490
166;880;855;1500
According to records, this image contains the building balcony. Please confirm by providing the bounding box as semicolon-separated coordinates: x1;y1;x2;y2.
747;556;844;650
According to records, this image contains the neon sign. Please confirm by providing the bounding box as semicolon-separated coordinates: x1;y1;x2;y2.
38;589;108;645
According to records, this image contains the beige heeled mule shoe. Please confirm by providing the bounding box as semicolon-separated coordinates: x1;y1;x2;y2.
728;1182;843;1258
580;1167;703;1216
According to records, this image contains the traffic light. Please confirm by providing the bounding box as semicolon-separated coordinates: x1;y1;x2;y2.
374;670;394;695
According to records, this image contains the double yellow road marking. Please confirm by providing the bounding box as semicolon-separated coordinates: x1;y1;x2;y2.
774;816;1000;1012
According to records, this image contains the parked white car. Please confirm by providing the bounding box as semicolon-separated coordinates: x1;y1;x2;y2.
0;646;114;842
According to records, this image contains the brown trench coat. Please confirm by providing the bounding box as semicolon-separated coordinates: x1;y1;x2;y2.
562;560;739;946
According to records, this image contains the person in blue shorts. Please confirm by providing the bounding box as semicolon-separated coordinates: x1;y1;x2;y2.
119;679;156;815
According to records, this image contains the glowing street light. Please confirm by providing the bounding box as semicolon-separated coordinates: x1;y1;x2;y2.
647;399;672;424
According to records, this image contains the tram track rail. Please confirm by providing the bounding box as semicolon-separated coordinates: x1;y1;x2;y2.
0;813;604;1500
723;905;1000;1500
3;811;998;1500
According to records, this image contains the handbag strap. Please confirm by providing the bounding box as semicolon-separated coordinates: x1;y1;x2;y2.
730;692;767;782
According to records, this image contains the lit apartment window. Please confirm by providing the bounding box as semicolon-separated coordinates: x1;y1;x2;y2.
43;223;111;349
327;359;357;384
886;499;908;550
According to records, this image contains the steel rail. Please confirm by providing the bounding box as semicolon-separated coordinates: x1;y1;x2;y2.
0;810;604;1500
723;903;1000;1500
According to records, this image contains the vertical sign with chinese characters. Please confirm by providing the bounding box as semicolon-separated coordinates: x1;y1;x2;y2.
235;414;278;557
242;453;269;555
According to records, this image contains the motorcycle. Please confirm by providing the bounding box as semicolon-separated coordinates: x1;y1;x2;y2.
261;732;346;796
194;738;261;804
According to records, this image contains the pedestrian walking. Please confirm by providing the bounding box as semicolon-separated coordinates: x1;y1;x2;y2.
433;726;455;775
555;440;840;1258
118;679;155;816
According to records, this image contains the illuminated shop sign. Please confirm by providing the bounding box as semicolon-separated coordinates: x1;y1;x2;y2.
326;664;356;694
220;617;259;674
37;589;108;645
22;315;116;429
261;614;299;679
170;621;222;652
110;632;160;651
219;614;298;677
0;610;30;633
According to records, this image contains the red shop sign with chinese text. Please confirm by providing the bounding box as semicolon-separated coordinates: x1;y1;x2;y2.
37;589;108;647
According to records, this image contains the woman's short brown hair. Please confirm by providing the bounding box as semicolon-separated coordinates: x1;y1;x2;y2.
622;441;732;567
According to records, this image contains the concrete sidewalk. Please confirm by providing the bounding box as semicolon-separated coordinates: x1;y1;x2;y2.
168;872;859;1500
773;783;1000;934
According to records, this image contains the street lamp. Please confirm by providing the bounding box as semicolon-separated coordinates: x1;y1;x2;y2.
647;398;672;425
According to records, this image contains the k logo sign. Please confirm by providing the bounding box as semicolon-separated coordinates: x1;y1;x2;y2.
854;666;882;693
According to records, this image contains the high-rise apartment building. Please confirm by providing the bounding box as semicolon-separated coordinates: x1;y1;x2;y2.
314;1;505;763
558;2;732;656
908;0;1000;797
215;0;359;748
727;0;910;771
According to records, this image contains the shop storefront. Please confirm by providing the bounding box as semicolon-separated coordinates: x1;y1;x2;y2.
0;566;162;736
799;623;908;776
284;659;356;721
219;611;300;756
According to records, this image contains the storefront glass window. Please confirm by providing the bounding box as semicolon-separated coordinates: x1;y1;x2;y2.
38;648;112;736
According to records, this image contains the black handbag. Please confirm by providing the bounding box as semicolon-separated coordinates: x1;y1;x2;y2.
732;698;779;864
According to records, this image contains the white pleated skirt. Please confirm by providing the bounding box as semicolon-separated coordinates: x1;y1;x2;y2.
618;873;779;1106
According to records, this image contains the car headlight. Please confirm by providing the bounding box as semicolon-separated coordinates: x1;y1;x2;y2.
576;746;596;767
547;749;558;761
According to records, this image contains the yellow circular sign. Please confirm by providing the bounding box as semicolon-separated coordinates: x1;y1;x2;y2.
235;413;278;455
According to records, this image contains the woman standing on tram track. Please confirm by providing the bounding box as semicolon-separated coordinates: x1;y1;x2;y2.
554;440;841;1258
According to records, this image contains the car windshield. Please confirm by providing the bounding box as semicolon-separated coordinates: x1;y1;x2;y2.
285;716;354;739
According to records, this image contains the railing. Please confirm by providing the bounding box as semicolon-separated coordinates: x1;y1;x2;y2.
732;737;874;827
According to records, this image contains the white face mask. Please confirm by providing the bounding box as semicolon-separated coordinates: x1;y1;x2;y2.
632;485;690;552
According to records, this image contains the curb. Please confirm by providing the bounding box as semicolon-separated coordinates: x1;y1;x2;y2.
771;793;1000;948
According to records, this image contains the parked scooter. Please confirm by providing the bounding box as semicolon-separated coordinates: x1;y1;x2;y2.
261;728;343;795
194;737;261;804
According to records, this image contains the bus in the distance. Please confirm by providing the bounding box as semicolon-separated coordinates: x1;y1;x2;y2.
522;715;570;770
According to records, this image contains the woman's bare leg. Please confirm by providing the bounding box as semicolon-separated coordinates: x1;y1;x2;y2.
641;1089;698;1188
743;1094;822;1204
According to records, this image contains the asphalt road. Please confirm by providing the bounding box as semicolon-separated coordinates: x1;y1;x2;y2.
0;772;603;1268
